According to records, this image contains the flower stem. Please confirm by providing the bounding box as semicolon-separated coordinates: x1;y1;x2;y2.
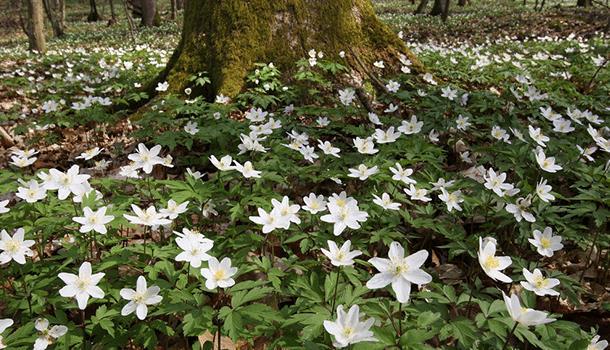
580;225;602;283
397;302;403;339
81;309;87;350
143;225;149;257
502;322;519;350
331;269;341;313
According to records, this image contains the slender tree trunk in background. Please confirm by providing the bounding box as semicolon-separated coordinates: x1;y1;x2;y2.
158;0;423;99
170;0;177;20
458;0;467;6
576;0;592;6
430;0;447;16
176;0;184;10
415;0;430;14
88;0;101;21
122;0;137;42
441;0;450;21
108;0;117;24
43;0;65;36
27;0;46;53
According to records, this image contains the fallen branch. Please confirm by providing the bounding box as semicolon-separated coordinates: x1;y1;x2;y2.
0;125;15;147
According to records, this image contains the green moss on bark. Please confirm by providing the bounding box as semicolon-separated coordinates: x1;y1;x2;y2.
162;0;424;99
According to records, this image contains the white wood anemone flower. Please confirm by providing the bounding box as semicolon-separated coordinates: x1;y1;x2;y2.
520;268;560;296
477;237;512;283
33;318;68;350
502;291;555;326
120;276;163;320
366;242;432;303
528;227;563;257
58;262;105;310
323;305;377;348
72;206;114;234
200;257;237;290
321;240;362;267
0;228;35;265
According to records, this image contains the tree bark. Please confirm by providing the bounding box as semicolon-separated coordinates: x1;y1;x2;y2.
176;0;184;10
108;0;117;24
43;0;65;36
441;0;450;21
414;0;430;14
141;0;156;26
576;0;592;6
170;0;177;20
458;0;467;6
430;0;447;16
26;0;46;53
158;0;423;99
88;0;101;21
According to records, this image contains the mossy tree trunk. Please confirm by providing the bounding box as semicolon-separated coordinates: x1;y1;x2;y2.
159;0;423;99
26;0;46;53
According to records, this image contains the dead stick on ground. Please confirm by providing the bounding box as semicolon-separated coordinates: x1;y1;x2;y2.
0;126;15;147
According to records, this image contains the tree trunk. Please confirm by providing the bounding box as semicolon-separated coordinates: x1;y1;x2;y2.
576;0;591;6
458;0;467;6
441;0;450;21
176;0;184;10
88;0;101;21
159;0;423;99
43;0;65;36
108;0;117;24
141;0;160;26
170;0;177;20
414;0;430;14
26;0;46;53
430;0;447;16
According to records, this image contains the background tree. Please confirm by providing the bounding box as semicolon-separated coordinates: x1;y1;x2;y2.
129;0;160;27
141;0;159;26
108;0;117;25
577;0;592;6
414;0;430;14
170;0;177;20
87;0;101;21
158;0;423;99
430;0;448;16
42;0;65;37
26;0;46;53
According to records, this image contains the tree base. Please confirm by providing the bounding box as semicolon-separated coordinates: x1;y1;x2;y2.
157;0;424;100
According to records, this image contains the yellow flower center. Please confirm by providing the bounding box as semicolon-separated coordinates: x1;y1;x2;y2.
342;327;354;337
214;270;227;280
484;256;500;269
133;293;145;303
76;278;90;291
534;276;548;289
393;263;409;276
6;240;19;253
540;238;551;249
